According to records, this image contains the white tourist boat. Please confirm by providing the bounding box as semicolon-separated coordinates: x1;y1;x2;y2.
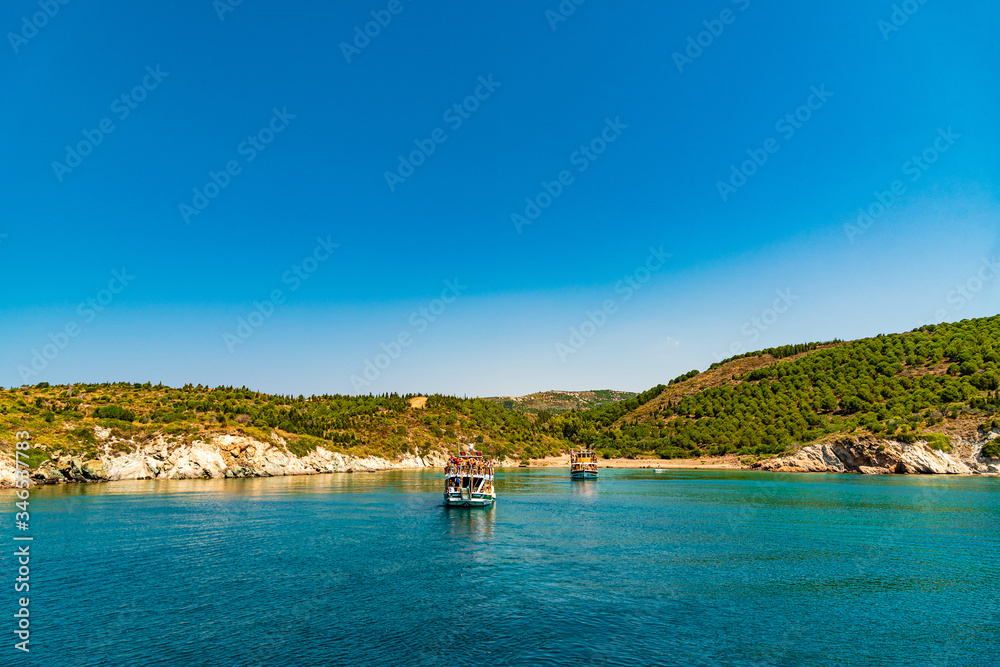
444;449;496;507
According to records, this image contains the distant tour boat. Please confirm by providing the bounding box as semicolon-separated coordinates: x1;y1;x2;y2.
570;449;598;479
444;449;496;507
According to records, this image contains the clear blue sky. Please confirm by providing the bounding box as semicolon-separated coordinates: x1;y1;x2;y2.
1;0;997;396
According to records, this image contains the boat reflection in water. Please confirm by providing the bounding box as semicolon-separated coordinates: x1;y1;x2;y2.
442;503;495;539
571;476;599;497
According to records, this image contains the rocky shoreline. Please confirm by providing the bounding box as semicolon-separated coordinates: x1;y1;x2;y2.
4;428;999;488
753;432;1000;475
0;429;502;488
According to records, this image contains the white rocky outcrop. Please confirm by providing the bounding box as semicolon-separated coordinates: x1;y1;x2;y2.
754;434;1000;475
0;430;470;488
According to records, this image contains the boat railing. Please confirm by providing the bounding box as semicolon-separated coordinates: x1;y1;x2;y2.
445;454;495;496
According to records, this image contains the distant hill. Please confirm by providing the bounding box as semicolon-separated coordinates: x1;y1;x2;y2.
482;390;637;414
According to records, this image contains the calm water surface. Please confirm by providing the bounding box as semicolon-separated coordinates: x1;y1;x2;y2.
5;469;999;666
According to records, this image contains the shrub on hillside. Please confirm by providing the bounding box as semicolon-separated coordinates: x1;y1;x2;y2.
70;426;97;445
93;405;135;422
924;434;952;451
895;433;951;450
981;441;1000;459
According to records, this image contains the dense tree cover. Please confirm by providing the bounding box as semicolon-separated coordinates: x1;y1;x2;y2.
596;317;1000;458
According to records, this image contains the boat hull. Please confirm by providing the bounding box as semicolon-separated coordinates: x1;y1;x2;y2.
444;493;495;507
571;470;599;479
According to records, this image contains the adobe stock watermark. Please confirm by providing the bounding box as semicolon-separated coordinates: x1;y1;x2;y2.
926;256;1000;324
12;429;33;654
213;0;244;21
672;0;751;73
223;236;338;352
350;279;466;390
17;269;135;383
556;247;670;362
340;0;414;63
716;84;834;202
878;0;930;41
179;107;296;224
712;288;800;362
545;0;586;31
7;0;70;54
384;75;502;192
512;117;628;234
51;66;169;182
843;126;959;243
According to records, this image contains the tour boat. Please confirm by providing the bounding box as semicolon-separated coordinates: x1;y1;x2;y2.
570;449;599;479
444;450;496;507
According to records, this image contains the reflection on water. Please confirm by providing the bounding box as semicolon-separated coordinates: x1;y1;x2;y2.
442;504;495;539
570;478;599;498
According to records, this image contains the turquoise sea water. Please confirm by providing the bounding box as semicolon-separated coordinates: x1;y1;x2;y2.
6;469;1000;666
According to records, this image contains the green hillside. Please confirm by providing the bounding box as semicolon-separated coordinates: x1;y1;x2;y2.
3;314;999;466
544;316;1000;459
